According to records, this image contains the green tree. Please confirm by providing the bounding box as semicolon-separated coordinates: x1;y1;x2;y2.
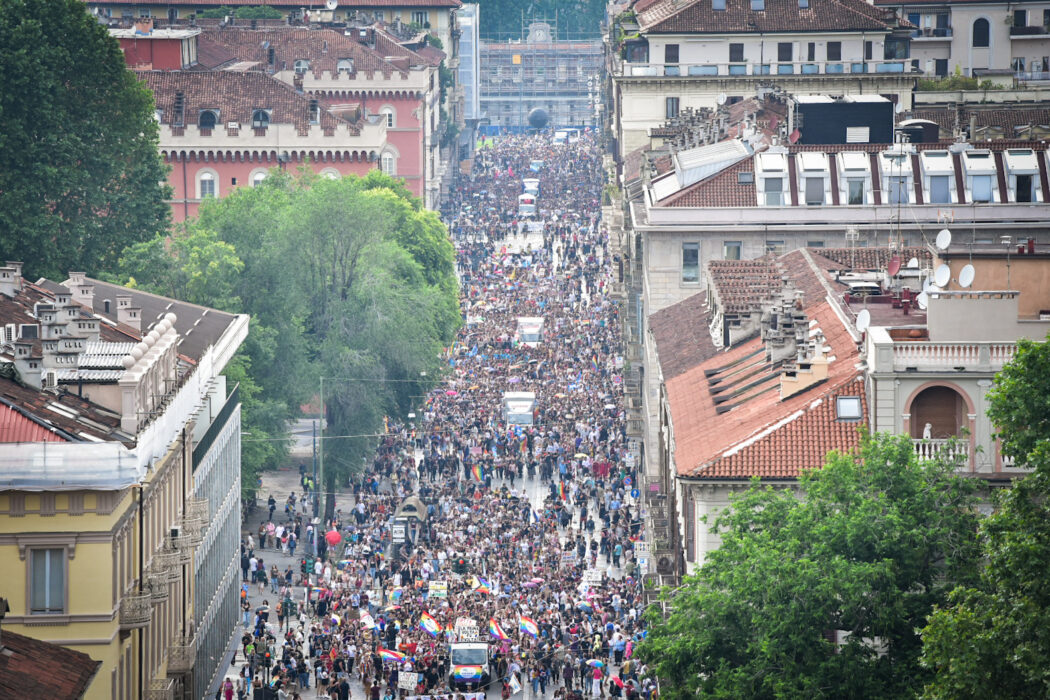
921;334;1050;699
0;0;170;279
638;433;981;700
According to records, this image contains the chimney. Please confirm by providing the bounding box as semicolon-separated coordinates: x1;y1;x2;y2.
116;295;142;332
134;16;154;35
13;339;42;390
73;283;95;309
293;73;304;92
0;266;19;298
780;338;831;400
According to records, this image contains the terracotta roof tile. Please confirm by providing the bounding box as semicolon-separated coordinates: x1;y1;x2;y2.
666;301;863;478
0;629;101;700
639;0;893;34
661;157;756;207
650;292;718;380
817;246;931;270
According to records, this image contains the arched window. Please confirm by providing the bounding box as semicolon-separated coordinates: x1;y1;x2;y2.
337;58;354;74
380;152;396;175
252;109;270;129
380;106;396;128
972;18;990;47
320;168;340;180
198;171;217;199
198;110;218;129
294;59;310;74
251;171;267;187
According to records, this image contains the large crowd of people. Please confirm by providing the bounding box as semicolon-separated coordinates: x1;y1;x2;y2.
229;132;656;700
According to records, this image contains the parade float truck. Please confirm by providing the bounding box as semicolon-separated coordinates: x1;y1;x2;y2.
515;317;544;347
502;391;536;426
518;193;537;217
449;619;490;690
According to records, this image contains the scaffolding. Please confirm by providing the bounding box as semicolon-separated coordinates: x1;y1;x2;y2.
479;21;603;129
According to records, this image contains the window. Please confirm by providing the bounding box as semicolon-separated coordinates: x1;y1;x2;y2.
804;177;824;205
729;43;744;62
864;41;873;60
30;549;65;614
682;243;699;283
139;8;150;17
935;58;948;77
973;18;990;47
807;240;825;248
380;106;395;128
836;396;863;421
886;176;908;204
723;241;742;260
337;58;354;74
411;10;427;25
252;109;270;129
738;171;754;184
252;171;267;187
1044;9;1050;28
930;175;951;203
1017;174;1035;202
1014;9;1028;27
884;37;909;59
294;59;310;74
765;240;785;254
827;42;841;61
764;177;784;205
778;42;793;62
664;44;679;64
666;97;679;119
381;152;396;175
972;174;993;202
807;43;815;62
198;110;217;129
1012;57;1026;71
751;0;764;9
799;0;808;7
199;171;216;198
713;0;726;9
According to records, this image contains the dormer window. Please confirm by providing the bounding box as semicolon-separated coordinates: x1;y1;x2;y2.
1005;149;1040;202
337;58;354;74
798;152;828;205
198;110;218;129
751;0;764;9
920;150;953;204
252;109;271;129
294;59;310;74
962;150;996;203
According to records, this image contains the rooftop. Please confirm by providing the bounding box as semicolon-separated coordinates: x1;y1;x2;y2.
637;0;896;34
0;629;101;700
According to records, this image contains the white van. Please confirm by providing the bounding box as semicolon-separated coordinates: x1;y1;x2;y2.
518;193;537;217
449;641;491;690
516;316;544;347
522;178;540;196
503;391;536;425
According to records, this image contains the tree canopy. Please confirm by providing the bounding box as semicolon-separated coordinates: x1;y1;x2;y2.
0;0;170;279
115;169;458;505
920;334;1050;699
637;433;981;700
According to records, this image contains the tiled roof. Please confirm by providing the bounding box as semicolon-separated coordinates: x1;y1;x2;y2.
0;629;101;700
197;28;403;77
136;69;351;135
0;376;125;443
661;157;756;207
817;246;932;270
0;402;67;442
650;292;718;380
708;258;783;312
638;0;893;34
89;0;460;6
666;301;862;478
413;44;446;66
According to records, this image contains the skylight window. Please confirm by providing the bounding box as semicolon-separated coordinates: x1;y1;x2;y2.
836;396;863;421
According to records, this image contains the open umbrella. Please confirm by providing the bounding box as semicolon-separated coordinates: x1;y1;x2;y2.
325;529;342;546
586;659;605;669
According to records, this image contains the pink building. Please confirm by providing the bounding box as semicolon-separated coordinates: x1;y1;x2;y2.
139;70;387;222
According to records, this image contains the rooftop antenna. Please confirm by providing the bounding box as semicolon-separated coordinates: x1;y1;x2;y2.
934;263;951;288
958;263;976;288
935;228;952;251
856;308;871;333
1001;235;1013;288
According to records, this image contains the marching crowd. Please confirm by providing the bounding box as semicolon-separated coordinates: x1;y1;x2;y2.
226;132;657;700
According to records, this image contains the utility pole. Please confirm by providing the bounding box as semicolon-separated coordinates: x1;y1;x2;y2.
318;376;325;523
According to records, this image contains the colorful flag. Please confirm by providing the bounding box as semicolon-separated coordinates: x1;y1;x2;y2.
378;648;405;663
419;611;442;638
591;356;599;372
518;616;539;638
452;666;485;681
558;482;566;500
359;612;377;629
509;674;523;694
471;463;484;482
520;436;529;454
472;577;492;594
489;617;511;641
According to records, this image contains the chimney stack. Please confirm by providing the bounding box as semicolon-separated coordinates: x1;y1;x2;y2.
116;294;142;332
0;266;20;298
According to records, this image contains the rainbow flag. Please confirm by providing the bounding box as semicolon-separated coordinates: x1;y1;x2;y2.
519;616;539;639
591;356;599;372
471;463;484;482
520;436;529;454
472;576;492;594
558;482;566;500
452;666;485;681
419;612;442;638
378;648;405;663
489;617;511;641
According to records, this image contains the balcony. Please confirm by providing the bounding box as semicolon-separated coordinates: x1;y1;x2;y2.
912;438;970;464
148;567;170;602
620;59;914;78
1010;25;1050;37
119;592;153;629
152;549;184;580
911;27;953;39
891;341;1015;372
149;678;175;700
185;497;209;523
167;634;196;674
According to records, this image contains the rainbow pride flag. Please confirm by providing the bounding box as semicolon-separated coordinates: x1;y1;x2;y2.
472;576;492;594
591;356;599;372
558;482;566;500
452;666;484;681
489;617;511;641
378;648;405;663
519;616;539;639
471;463;484;482
419;612;442;638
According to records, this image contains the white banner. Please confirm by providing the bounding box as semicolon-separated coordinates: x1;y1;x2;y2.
398;672;419;690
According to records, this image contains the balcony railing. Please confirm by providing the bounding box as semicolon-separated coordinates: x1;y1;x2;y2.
621;59;913;78
167;634;197;674
892;342;1015;372
149;678;175;700
148;568;170;602
1011;25;1050;36
1016;70;1050;81
185;497;209;523
913;438;970;464
912;27;952;39
119;592;153;629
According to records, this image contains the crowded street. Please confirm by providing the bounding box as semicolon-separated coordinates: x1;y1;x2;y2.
221;132;655;700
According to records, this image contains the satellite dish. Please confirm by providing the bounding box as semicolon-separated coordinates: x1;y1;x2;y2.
717;92;728;106
895;101;905;114
916;292;929;310
326;0;338;8
935;228;952;251
856;309;871;332
934;264;951;287
907;257;919;269
959;263;976;289
887;254;902;277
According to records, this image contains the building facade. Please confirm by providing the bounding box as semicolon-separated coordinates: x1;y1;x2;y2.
0;264;248;700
